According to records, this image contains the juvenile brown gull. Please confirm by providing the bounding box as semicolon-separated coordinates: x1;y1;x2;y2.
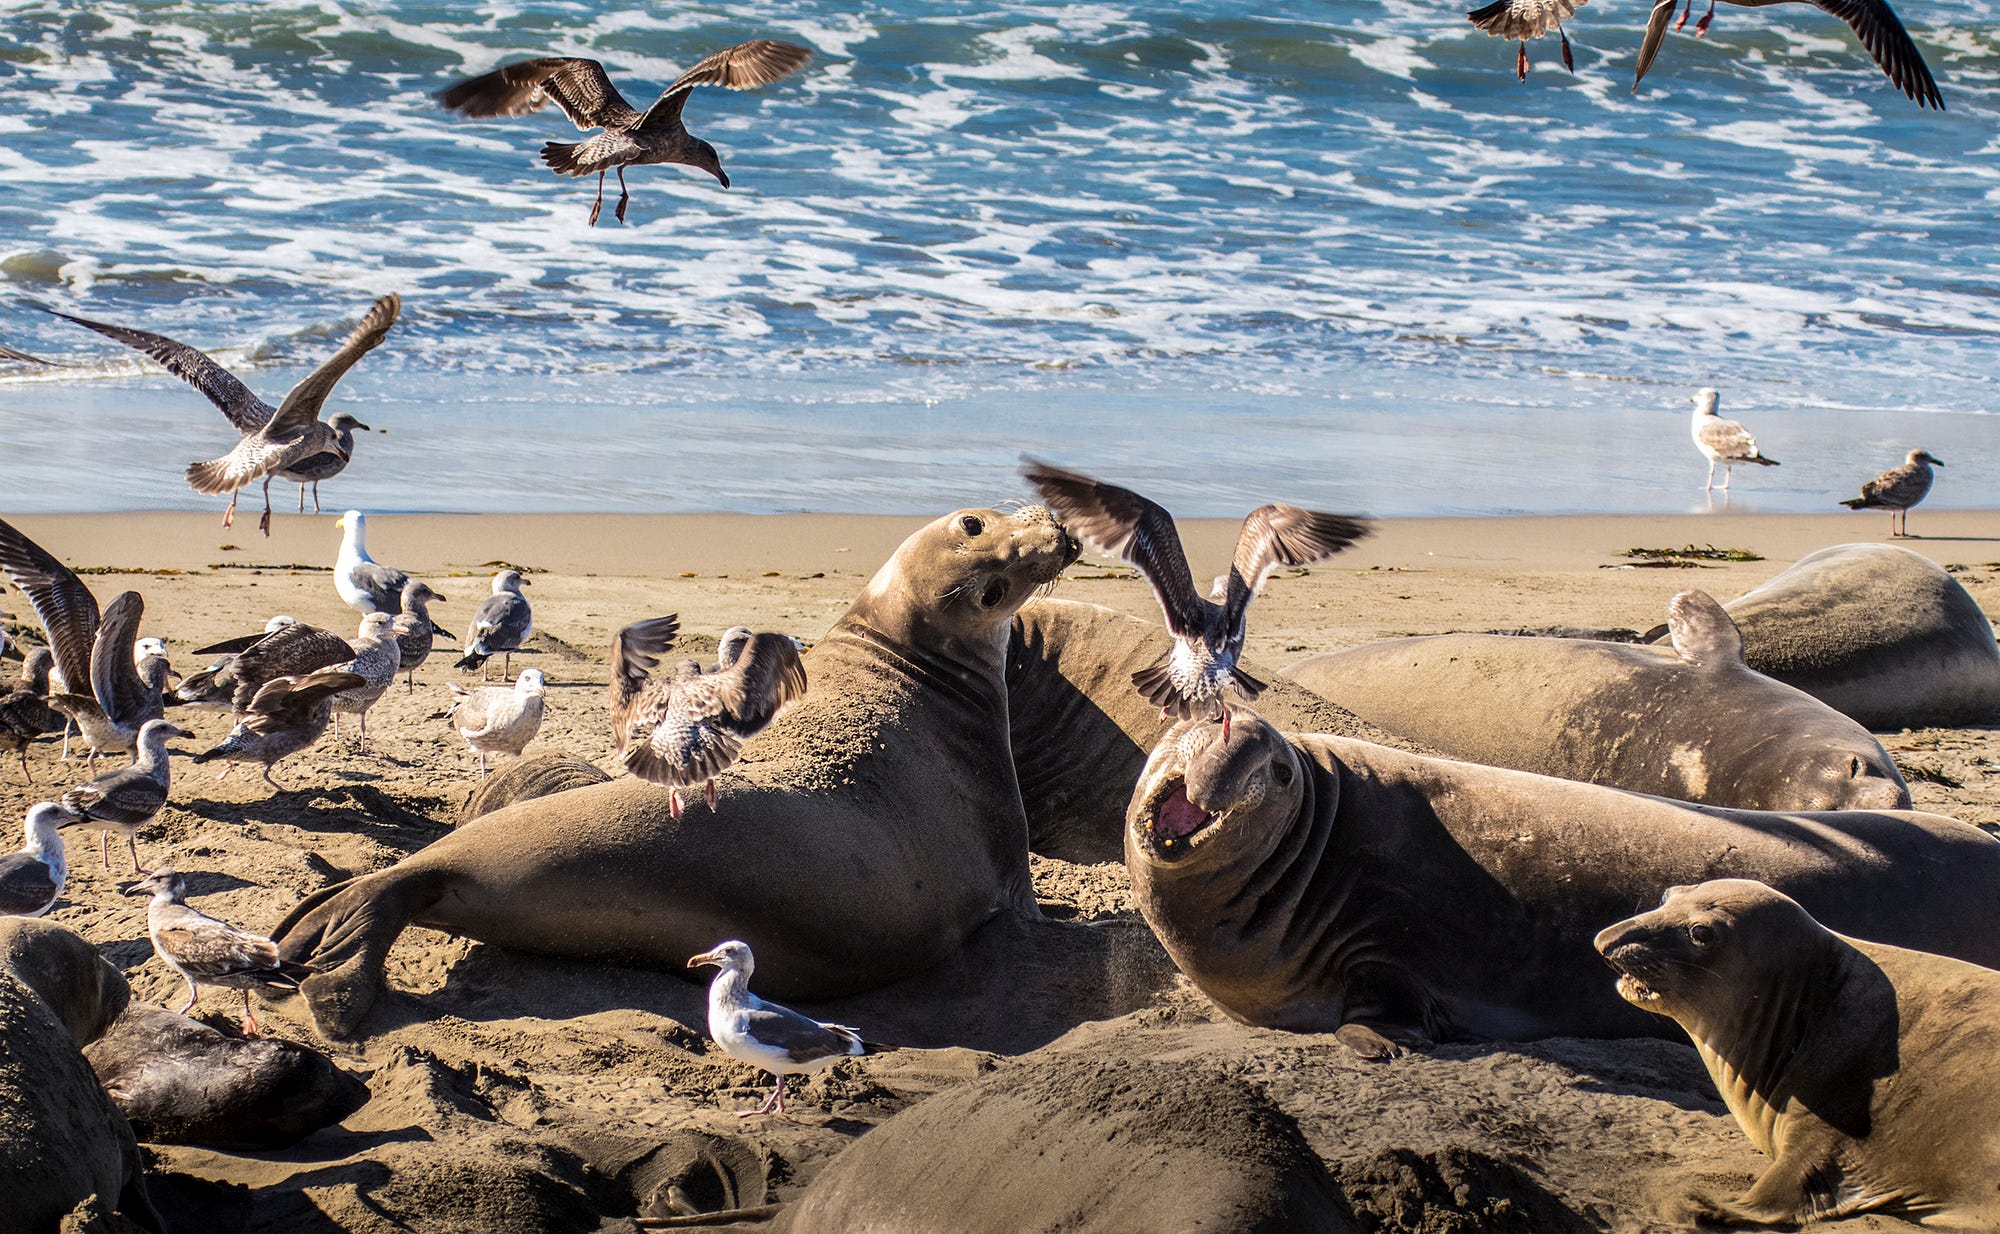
0;803;80;919
176;619;353;716
390;581;452;691
44;590;168;770
0;516;102;730
455;570;533;680
436;40;813;225
689;940;864;1117
447;668;547;776
124;868;315;1036
1841;449;1942;538
333;511;412;614
1023;458;1371;738
1690;388;1779;491
280;413;370;514
0;648;63;782
189;669;365;791
329;613;402;752
60;717;190;874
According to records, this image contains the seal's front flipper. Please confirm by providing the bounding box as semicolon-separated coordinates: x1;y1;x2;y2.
1666;590;1746;667
1333;1020;1432;1061
270;869;449;1039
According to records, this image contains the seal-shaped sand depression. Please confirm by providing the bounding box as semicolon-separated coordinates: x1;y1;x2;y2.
1599;880;2000;1229
271;505;1078;1037
1127;713;2000;1058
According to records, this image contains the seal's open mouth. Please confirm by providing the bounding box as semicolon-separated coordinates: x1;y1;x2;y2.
1614;973;1662;1004
1139;775;1220;855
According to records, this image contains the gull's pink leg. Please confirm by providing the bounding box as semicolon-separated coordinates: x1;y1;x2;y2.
589;172;606;227
241;989;260;1036
670;788;685;820
1675;0;1693;31
704;780;718;812
1695;0;1716;35
179;981;199;1016
222;492;238;528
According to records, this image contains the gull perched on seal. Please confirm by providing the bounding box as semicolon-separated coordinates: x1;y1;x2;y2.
190;669;365;790
332;511;412;614
689;940;864;1117
0;803;80;918
1688;388;1778;491
435;39;814;225
446;668;547;776
124;868;315;1036
612;620;808;819
45;296;400;535
455;570;533;681
60;718;191;874
1023;459;1371;738
1841;449;1942;538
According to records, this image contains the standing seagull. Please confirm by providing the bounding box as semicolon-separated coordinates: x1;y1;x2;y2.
456;570;533;681
390;581;452;691
447;668;548;776
1689;388;1779;491
328;613;401;752
190;669;364;791
123;868;314;1036
436;40;814;226
175;620;353;716
60;718;190;874
332;511;412;614
0;803;79;919
45;591;168;770
0;649;64;782
613;621;806;818
688;940;864;1117
279;413;372;515
1841;449;1942;537
1024;459;1371;738
47;296;400;535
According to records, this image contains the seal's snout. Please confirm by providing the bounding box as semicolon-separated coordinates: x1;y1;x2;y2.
1593;923;1668;1006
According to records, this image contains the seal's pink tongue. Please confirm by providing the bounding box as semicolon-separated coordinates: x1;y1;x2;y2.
1155;784;1211;840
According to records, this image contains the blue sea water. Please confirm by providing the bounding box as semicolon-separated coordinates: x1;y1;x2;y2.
0;0;1996;517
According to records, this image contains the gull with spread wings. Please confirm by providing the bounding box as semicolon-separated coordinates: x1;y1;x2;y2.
1024;459;1372;738
436;39;814;225
46;295;400;536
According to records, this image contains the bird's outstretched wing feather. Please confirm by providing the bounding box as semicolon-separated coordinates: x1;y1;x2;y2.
43;310;274;432
638;40;814;130
273;294;400;425
437;57;643;130
1022;459;1207;638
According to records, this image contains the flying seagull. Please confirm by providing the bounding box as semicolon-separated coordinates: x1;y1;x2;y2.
1023;459;1371;738
436;39;814;225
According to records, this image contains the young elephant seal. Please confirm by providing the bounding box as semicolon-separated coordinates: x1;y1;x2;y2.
1126;714;2000;1059
1598;880;2000;1230
273;506;1079;1037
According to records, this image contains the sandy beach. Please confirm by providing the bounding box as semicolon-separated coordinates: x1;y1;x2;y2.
3;506;1997;1232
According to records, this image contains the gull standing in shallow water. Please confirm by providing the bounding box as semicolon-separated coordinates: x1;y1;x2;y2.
1689;388;1779;491
435;40;813;225
45;295;399;535
1023;459;1371;738
1842;449;1943;537
456;570;533;681
689;940;864;1117
124;868;314;1036
0;803;79;918
447;668;547;776
60;718;190;874
612;620;807;819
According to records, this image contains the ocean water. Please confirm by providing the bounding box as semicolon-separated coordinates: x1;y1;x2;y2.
0;0;1996;517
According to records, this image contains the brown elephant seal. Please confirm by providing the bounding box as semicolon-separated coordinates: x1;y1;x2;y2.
1281;590;1910;812
458;750;611;823
1598;879;2000;1230
1007;598;1430;863
782;1054;1346;1234
1126;714;2000;1059
84;1003;371;1150
273;505;1079;1037
0;916;131;1047
1649;544;2000;729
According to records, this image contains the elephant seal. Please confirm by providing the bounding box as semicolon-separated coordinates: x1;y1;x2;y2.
273;505;1080;1037
1281;590;1910;812
1007;598;1430;863
1126;715;2000;1058
459;750;611;823
0;916;130;1047
1598;879;2000;1230
1651;544;2000;729
783;1054;1347;1234
84;1003;371;1150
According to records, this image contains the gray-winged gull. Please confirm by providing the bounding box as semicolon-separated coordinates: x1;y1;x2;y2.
613;619;805;818
1023;458;1371;739
189;668;365;791
0;803;80;918
390;580;452;690
333;511;413;614
123;868;315;1036
60;718;191;873
688;939;864;1117
0;648;63;782
47;295;400;535
455;570;533;680
0;516;103;756
281;413;371;514
43;590;168;770
1690;388;1779;491
1841;449;1943;537
435;40;813;225
447;667;547;775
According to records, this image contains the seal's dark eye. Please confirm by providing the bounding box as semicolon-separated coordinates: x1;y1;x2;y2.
1271;760;1294;787
980;578;1006;607
1689;923;1715;947
960;515;985;537
1849;756;1864;777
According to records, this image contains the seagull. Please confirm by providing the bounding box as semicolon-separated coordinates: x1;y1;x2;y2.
0;649;63;782
436;39;814;226
60;718;190;874
279;413;371;514
0;803;80;918
1023;459;1371;738
189;615;297;659
455;570;533;681
390;581;453;691
446;668;547;776
123;868;315;1036
1841;449;1943;537
46;295;400;535
688;940;864;1117
1466;0;1586;79
329;613;401;752
332;511;412;614
1689;388;1779;491
43;591;168;770
0;516;103;756
176;620;354;716
613;621;806;819
190;669;365;790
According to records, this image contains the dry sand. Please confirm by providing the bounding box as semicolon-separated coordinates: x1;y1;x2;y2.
4;507;1998;1232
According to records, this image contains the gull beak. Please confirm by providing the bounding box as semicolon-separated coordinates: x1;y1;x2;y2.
334;516;346;530
118;878;154;898
687;950;723;969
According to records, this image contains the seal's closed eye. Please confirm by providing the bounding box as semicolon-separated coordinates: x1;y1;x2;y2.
960;515;984;537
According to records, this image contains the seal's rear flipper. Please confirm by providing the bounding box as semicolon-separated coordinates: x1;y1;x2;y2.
269;869;449;1038
1665;591;1745;667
